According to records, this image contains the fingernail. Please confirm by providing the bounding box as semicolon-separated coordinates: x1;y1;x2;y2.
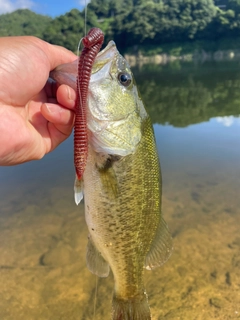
66;86;76;108
67;85;72;101
45;103;58;114
45;103;52;113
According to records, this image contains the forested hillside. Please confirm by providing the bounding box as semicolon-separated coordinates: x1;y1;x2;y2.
0;9;51;38
1;0;240;51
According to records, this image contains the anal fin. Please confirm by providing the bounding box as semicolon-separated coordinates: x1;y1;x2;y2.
86;235;110;277
145;217;173;270
74;176;83;205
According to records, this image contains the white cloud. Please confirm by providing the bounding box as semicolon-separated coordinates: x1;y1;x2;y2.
78;0;91;7
216;116;235;127
0;0;35;14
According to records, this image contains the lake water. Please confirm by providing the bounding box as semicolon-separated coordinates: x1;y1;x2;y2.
0;59;240;319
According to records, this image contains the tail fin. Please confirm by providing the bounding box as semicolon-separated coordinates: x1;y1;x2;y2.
112;292;151;320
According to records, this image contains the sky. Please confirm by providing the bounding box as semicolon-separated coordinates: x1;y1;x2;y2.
0;0;90;17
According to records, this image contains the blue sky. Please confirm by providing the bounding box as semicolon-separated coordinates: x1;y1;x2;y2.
0;0;89;17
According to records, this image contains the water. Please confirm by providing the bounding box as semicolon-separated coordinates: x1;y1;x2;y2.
0;60;240;319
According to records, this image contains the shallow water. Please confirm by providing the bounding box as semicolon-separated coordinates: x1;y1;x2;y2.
0;60;240;319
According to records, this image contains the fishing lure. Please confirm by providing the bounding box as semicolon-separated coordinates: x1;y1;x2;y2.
74;28;104;181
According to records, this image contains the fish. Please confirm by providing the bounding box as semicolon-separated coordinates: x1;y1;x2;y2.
50;40;172;320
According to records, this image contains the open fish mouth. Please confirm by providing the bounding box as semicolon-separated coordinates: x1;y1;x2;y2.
92;41;117;72
49;41;118;91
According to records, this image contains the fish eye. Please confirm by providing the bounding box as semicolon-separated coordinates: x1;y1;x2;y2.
118;72;132;87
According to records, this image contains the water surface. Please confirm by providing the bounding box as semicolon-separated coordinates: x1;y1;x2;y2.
0;60;240;319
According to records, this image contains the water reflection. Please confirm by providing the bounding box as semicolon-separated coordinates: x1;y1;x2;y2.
216;115;240;127
134;60;240;127
0;60;240;319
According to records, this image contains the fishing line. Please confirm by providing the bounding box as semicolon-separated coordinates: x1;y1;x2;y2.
76;37;83;113
93;275;99;320
84;0;88;37
76;0;88;118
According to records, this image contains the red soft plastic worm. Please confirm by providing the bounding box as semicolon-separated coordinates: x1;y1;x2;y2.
74;28;104;180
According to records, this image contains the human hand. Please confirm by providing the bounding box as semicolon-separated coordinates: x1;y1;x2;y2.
0;36;77;165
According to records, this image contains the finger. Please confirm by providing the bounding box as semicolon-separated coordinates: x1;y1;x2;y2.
56;84;76;109
41;103;75;136
46;121;71;152
44;42;77;71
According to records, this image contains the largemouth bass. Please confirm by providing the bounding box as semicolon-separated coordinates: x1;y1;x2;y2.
51;40;172;320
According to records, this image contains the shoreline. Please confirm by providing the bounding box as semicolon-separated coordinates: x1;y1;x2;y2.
125;49;240;66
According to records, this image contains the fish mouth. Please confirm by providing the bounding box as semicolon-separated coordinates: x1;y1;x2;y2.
49;41;118;91
90;41;118;83
95;41;117;62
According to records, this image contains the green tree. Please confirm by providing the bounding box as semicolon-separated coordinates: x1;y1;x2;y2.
42;9;99;51
154;0;217;42
107;0;163;47
1;0;240;52
226;0;240;30
203;7;235;39
87;0;117;18
0;9;51;38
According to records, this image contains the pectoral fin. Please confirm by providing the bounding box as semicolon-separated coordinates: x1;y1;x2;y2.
99;167;119;198
145;217;173;270
97;155;120;199
86;235;110;277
